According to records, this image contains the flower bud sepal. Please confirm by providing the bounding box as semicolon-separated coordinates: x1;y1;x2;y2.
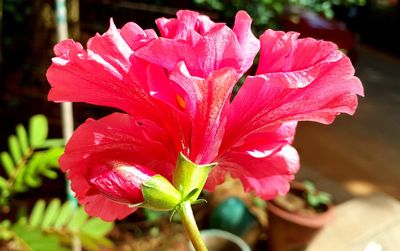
173;153;217;202
140;174;181;211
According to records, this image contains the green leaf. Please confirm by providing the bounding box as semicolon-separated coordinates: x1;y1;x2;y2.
40;169;58;179
68;207;89;231
9;135;22;165
1;115;64;197
16;124;30;156
41;199;61;228
24;172;42;188
308;195;320;207
80;218;114;238
29;114;48;147
78;233;100;251
0;176;8;189
1;151;15;177
54;201;74;229
40;139;65;148
6;200;114;251
29;200;46;228
40;147;63;168
12;223;68;251
79;232;114;251
303;180;316;193
318;192;332;204
0;176;10;201
24;153;44;188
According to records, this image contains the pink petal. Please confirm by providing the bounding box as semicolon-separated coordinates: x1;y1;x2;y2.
120;22;157;50
223;31;363;149
87;19;133;73
169;64;240;164
136;10;259;77
232;11;260;73
256;30;363;90
156;10;199;39
209;144;300;199
220;122;297;156
60;113;176;221
134;38;203;76
80;194;136;221
47;20;158;116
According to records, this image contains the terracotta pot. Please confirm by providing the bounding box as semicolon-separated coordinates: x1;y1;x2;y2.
267;181;334;251
189;229;251;251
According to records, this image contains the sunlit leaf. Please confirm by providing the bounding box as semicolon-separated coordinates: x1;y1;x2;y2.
29;200;45;228
8;135;22;165
29;115;48;147
81;218;114;238
1;151;15;177
40;139;65;148
16;124;30;156
54;201;74;229
0;176;8;190
12;223;68;251
68;207;89;231
41;199;61;228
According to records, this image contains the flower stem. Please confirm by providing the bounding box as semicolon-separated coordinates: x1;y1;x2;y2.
177;201;208;251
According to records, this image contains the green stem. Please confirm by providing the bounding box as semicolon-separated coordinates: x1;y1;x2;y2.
177;201;208;251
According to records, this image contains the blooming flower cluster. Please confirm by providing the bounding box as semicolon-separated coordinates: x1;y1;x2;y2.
47;10;363;221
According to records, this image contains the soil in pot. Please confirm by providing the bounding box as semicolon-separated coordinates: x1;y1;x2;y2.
267;181;334;251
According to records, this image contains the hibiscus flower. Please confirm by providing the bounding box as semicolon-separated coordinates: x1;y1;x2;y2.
47;10;363;221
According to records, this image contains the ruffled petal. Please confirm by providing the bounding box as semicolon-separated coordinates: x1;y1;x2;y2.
209;144;300;199
256;30;364;90
223;31;363;149
232;11;260;73
156;10;200;39
47;20;158;116
120;22;157;50
220;122;297;156
136;10;259;77
60;113;176;221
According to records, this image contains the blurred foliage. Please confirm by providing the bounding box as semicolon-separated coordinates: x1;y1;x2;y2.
0;199;114;251
0;114;64;206
302;180;332;209
193;0;366;30
0;115;114;250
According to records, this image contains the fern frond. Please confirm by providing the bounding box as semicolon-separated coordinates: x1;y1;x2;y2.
8;199;115;251
0;115;65;205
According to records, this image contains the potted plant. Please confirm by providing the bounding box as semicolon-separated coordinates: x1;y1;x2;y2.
267;180;334;251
